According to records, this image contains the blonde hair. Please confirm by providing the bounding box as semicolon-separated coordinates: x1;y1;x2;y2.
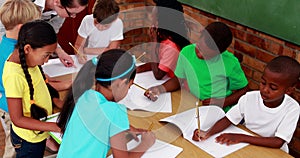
0;0;41;30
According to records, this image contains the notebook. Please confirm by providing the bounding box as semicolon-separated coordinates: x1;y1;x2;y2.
160;106;252;158
44;112;62;144
108;135;183;158
42;55;96;77
118;71;172;113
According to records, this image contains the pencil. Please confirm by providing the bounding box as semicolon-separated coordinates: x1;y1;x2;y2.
196;101;200;136
136;52;146;61
133;83;147;91
68;42;83;56
148;122;154;131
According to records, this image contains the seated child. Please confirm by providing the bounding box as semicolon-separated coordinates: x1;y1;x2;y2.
57;49;155;157
145;22;248;112
193;56;300;153
136;0;190;79
75;0;123;64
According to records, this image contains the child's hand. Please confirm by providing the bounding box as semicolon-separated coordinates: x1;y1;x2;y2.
215;133;242;145
141;131;156;148
144;85;164;101
192;129;210;141
127;125;148;141
77;54;87;64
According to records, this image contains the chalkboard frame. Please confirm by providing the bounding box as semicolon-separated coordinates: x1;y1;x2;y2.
179;0;300;45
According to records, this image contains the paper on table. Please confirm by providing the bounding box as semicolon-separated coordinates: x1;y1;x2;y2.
108;135;183;158
160;106;252;158
118;71;172;113
45;113;62;144
42;55;96;77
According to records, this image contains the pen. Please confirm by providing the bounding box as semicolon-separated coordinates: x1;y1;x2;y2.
148;122;154;131
196;101;200;137
68;42;83;56
136;52;146;61
133;83;147;91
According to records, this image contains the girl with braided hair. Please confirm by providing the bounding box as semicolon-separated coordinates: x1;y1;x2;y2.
3;20;61;158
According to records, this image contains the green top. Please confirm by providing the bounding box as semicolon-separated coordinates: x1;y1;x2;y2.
175;44;248;100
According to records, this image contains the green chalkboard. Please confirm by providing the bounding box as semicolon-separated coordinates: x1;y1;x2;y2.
179;0;300;45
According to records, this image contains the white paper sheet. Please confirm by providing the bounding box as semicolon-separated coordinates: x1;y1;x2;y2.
160;106;252;158
108;135;183;158
42;55;96;77
118;71;172;113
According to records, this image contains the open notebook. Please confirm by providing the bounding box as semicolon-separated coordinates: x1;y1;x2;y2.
160;106;252;158
108;135;183;158
118;71;172;113
45;112;62;144
42;55;96;77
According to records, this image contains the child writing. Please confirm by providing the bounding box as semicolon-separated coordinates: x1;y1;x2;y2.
145;22;249;111
136;0;190;79
2;20;61;157
193;56;300;153
75;0;124;64
0;1;42;157
57;49;155;157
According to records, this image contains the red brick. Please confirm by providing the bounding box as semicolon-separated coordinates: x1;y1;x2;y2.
259;33;285;45
261;41;283;55
198;10;217;19
285;41;300;50
236;24;247;31
246;33;266;49
234;40;257;57
218;18;237;28
253;71;263;83
243;55;266;72
248;80;259;90
281;46;296;57
256;49;276;63
241;65;252;78
232;28;246;41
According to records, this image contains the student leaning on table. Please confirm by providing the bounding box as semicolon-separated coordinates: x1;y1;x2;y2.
2;20;61;158
136;0;190;79
145;22;249;112
0;0;88;67
193;56;300;153
0;1;41;157
75;0;124;64
57;49;155;158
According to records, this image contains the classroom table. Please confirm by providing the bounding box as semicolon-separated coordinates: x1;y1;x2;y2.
56;74;293;158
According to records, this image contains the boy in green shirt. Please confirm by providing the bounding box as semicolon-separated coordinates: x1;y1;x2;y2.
145;22;249;112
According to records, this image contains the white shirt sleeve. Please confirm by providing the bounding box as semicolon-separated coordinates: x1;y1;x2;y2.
78;15;91;39
226;94;246;125
109;18;124;41
275;99;300;143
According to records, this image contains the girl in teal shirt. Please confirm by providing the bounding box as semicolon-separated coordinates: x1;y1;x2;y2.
57;49;155;158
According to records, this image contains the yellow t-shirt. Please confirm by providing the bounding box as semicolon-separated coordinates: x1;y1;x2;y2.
3;62;52;143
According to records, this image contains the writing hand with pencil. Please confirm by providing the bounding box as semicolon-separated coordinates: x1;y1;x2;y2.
192;101;209;141
144;85;165;102
56;47;74;67
68;42;87;64
127;125;156;148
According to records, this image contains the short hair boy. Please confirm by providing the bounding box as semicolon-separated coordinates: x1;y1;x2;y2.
194;56;300;153
145;22;248;112
75;0;123;64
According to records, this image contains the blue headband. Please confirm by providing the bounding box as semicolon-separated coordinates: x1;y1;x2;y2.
96;55;135;82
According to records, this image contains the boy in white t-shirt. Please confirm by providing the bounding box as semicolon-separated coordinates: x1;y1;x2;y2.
193;56;300;153
74;0;123;64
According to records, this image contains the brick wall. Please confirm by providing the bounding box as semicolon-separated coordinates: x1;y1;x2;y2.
117;0;300;156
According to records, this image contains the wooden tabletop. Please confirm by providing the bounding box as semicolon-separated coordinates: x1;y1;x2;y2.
57;74;293;158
